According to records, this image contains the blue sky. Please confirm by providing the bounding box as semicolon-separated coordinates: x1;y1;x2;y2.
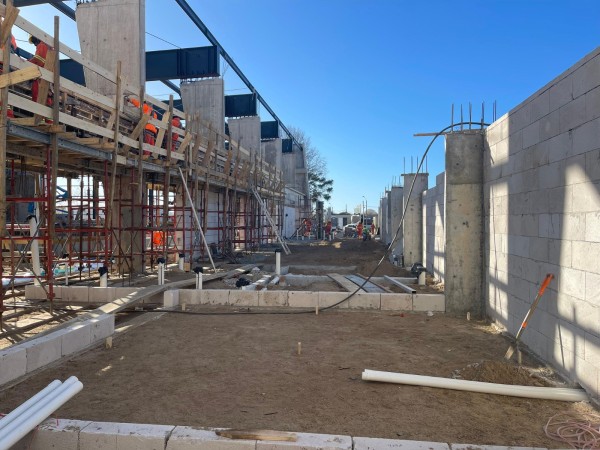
16;0;600;214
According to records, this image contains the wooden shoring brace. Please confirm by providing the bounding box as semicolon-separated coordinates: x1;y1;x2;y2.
105;61;122;231
32;47;55;125
0;0;15;240
121;114;148;154
155;108;170;152
0;65;40;89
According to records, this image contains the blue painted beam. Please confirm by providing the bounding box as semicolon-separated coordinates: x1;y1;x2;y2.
58;47;219;86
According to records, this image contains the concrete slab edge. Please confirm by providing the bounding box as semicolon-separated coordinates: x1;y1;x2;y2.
15;419;549;450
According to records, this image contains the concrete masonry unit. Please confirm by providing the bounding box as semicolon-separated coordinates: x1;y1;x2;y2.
167;289;445;312
11;418;551;450
0;314;114;387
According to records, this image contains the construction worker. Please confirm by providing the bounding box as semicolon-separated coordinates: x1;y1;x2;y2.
356;222;363;240
303;218;312;238
324;220;332;240
370;222;375;236
28;36;49;103
171;115;182;151
128;97;158;155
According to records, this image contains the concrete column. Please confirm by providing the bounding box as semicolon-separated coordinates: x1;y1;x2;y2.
444;131;484;317
261;138;282;170
76;0;145;95
229;116;261;159
181;79;225;150
116;173;145;274
388;186;404;260
402;173;428;266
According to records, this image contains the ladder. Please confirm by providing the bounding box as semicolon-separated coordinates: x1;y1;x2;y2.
251;186;291;255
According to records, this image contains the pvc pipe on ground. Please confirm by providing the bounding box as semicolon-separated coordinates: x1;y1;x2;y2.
196;273;202;290
0;376;83;449
99;272;108;288
178;254;184;271
0;380;62;431
361;369;588;402
418;272;426;286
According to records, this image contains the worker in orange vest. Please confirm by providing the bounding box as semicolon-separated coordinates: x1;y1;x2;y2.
128;97;158;156
356;222;364;239
29;36;50;104
171;115;182;151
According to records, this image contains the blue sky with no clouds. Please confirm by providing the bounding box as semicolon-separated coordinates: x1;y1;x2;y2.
16;0;600;214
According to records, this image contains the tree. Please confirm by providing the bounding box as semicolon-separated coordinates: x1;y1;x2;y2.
288;126;334;204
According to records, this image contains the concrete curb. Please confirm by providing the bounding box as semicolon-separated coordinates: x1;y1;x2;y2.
11;419;549;450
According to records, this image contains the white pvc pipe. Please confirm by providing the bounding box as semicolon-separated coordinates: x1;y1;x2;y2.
0;380;62;431
275;252;281;276
28;215;41;286
361;369;588;402
0;376;83;448
178;255;184;271
418;272;426;286
158;263;164;286
196;273;202;290
99;273;108;288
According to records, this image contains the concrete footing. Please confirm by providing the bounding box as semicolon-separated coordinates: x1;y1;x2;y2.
11;418;551;450
171;289;444;312
25;285;143;304
0;314;114;387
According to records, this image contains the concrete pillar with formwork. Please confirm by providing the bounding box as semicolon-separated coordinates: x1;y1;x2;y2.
388;186;404;262
180;78;225;151
230;116;261;159
76;0;146;95
401;173;428;266
262;138;282;170
115;172;145;274
444;131;484;317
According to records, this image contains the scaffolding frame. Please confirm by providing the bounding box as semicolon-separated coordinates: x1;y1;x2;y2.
0;3;287;322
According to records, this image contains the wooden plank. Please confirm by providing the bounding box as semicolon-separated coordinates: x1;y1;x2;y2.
0;65;40;89
154;110;170;149
9;93;139;148
121;114;148;153
327;273;365;293
32;48;55;124
0;3;18;46
216;430;296;442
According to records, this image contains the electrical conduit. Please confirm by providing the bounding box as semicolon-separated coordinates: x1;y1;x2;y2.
362;369;588;402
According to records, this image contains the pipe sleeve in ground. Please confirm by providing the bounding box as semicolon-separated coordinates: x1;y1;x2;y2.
362;369;588;402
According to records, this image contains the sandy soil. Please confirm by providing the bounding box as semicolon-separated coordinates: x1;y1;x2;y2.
0;309;594;448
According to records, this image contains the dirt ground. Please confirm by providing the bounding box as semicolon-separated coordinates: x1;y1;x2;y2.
0;309;595;448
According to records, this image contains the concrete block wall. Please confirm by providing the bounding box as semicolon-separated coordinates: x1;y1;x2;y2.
422;171;446;282
484;46;600;399
0;314;114;387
